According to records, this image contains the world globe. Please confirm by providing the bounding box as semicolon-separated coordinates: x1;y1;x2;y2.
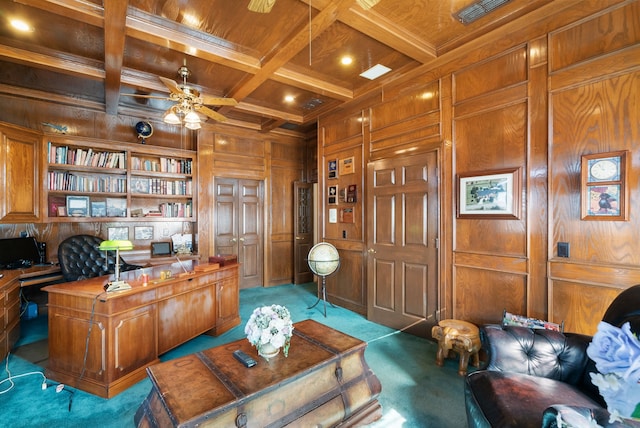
307;242;340;276
135;121;153;143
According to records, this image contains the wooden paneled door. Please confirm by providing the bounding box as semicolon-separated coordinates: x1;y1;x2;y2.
214;178;263;289
366;151;439;337
293;181;313;284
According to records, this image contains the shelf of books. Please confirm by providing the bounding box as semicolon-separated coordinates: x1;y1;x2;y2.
45;138;197;222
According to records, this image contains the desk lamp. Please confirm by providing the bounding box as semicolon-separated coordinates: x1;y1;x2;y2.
99;240;134;291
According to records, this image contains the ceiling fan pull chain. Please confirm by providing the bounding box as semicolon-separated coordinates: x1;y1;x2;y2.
309;0;312;66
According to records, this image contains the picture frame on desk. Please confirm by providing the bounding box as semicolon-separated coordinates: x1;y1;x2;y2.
66;195;90;217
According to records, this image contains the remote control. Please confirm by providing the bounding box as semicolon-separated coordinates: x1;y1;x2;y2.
233;350;257;368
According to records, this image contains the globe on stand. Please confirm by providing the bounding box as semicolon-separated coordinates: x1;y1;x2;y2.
307;242;340;317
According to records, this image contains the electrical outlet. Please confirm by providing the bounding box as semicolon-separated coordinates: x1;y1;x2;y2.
558;242;570;258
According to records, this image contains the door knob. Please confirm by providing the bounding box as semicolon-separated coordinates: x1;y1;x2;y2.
230;238;237;243
368;248;376;254
239;238;245;242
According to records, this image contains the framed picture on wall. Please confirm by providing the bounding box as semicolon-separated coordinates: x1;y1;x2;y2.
581;150;628;220
339;156;355;175
108;227;129;241
457;167;521;219
328;159;338;179
134;226;154;240
328;185;338;205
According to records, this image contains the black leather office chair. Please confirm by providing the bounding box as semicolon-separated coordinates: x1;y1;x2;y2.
57;234;141;281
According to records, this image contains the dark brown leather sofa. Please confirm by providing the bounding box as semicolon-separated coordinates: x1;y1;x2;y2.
465;284;640;428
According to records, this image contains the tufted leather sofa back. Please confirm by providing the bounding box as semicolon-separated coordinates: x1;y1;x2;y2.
482;325;594;386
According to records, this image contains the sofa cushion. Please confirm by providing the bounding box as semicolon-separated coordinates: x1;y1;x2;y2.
465;371;602;428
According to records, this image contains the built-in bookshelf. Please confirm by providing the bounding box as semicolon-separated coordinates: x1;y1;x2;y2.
45;137;196;222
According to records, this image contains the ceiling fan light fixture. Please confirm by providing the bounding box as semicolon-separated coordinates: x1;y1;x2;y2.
163;108;182;125
185;121;201;130
183;110;201;124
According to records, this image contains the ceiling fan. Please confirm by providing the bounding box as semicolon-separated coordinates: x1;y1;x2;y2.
122;64;238;128
247;0;381;13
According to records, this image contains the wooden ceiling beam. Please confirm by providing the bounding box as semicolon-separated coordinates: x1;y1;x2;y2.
226;0;355;101
340;7;437;62
103;1;128;115
15;0;104;27
0;43;104;80
300;0;437;63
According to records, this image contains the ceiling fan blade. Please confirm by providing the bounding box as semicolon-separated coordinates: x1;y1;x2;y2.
247;0;276;13
196;105;229;122
120;93;169;100
159;76;184;95
201;95;238;106
356;0;381;10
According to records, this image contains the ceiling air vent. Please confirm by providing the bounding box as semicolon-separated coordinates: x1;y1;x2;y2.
302;98;324;110
454;0;512;25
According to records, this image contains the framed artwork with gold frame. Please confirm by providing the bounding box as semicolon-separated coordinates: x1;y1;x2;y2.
581;150;628;221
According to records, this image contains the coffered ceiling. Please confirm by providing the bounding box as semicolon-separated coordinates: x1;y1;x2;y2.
0;0;560;134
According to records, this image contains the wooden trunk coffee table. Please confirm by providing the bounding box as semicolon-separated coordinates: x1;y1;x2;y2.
134;319;382;427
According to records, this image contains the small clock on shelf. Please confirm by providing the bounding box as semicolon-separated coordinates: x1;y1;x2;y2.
581;150;628;221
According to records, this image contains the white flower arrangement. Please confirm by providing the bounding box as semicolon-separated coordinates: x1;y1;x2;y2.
244;304;294;357
587;321;640;423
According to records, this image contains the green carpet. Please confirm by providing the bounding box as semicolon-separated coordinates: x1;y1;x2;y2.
1;283;468;427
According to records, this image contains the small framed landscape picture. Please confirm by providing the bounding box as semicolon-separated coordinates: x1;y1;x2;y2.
134;226;154;240
457;167;521;219
108;226;129;241
106;198;127;217
91;201;106;217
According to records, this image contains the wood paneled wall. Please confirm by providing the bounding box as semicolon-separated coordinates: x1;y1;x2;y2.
318;1;639;333
547;1;640;334
197;125;306;286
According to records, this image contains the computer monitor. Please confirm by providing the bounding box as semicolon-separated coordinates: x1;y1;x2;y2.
0;237;41;266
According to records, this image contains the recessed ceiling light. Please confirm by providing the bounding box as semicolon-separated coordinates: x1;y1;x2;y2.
359;64;391;80
341;56;353;66
284;95;295;103
182;13;200;28
10;18;32;33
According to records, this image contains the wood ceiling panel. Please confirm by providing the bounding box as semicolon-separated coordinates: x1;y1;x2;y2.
287;20;414;88
0;0;619;133
0;2;104;61
122;37;249;96
129;0;312;59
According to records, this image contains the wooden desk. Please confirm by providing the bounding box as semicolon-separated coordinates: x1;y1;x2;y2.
43;261;240;398
1;264;63;362
135;319;382;428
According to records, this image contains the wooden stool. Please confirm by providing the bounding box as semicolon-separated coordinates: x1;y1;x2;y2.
431;319;481;376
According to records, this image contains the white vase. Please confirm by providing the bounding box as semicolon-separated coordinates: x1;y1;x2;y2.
258;342;280;360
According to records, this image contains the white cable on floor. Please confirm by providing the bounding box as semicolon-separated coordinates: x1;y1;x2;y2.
0;352;47;395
